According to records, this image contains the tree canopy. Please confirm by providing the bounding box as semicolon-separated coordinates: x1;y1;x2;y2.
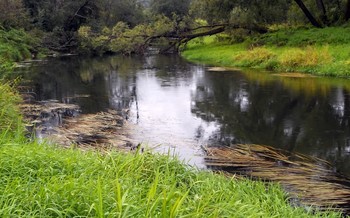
1;0;350;54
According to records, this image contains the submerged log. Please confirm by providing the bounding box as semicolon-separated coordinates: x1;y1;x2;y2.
204;144;350;215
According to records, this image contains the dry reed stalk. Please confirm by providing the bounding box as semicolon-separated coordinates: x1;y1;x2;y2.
204;144;350;214
20;101;133;150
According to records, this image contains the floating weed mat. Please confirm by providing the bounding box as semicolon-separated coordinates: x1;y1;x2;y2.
20;101;132;150
204;144;350;215
49;110;131;150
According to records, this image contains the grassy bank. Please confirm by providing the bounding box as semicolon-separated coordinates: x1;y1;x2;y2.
0;83;341;217
182;27;350;77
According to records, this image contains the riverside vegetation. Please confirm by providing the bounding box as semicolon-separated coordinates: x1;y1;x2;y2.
0;84;343;217
1;0;350;216
0;27;342;218
182;26;350;77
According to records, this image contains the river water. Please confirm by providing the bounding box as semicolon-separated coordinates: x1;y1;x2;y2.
19;55;350;176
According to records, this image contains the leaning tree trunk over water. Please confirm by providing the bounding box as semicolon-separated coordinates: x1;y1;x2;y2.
294;0;323;28
144;24;267;54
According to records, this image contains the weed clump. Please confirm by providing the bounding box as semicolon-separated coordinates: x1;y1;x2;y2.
234;47;276;67
279;46;332;68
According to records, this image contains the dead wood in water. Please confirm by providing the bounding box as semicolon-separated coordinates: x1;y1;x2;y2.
204;144;350;215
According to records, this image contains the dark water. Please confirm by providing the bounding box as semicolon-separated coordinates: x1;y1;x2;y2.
19;55;350;175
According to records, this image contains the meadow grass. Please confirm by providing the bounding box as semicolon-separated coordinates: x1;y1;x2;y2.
0;84;342;217
182;27;350;77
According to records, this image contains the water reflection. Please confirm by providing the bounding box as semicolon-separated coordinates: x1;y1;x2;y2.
20;55;350;175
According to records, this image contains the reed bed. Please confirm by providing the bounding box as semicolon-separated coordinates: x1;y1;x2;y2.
20;101;132;149
204;144;350;215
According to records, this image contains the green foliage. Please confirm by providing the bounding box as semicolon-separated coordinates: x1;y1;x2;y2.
0;28;40;76
150;0;191;18
99;0;145;27
254;26;350;47
191;0;289;26
78;22;148;55
77;15;183;55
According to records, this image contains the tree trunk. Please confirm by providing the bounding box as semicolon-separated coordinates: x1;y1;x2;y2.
294;0;323;28
346;0;350;21
315;0;328;24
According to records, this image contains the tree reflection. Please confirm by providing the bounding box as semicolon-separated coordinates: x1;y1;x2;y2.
21;55;350;175
21;56;144;114
191;70;350;174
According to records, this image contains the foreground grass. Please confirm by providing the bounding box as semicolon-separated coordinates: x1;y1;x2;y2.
182;26;350;77
0;85;341;217
3;142;340;217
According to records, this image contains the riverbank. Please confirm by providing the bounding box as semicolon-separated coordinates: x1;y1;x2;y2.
182;26;350;77
0;26;344;216
1;85;341;217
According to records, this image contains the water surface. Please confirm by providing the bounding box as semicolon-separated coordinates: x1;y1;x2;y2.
20;55;350;175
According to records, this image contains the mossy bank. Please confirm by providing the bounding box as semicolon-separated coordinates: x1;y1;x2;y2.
182;26;350;77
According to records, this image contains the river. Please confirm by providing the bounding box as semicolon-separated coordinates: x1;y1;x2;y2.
18;54;350;176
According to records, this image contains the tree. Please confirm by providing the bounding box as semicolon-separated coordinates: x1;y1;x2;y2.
150;0;191;18
315;0;328;23
0;0;29;28
346;0;350;20
293;0;323;27
99;0;144;27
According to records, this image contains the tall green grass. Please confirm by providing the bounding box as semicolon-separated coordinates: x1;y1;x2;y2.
0;82;23;139
182;27;350;77
0;142;341;217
